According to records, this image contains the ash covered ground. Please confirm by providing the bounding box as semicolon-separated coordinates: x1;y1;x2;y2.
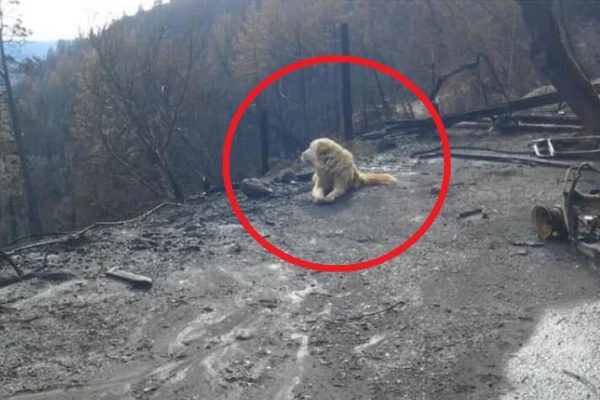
1;130;599;400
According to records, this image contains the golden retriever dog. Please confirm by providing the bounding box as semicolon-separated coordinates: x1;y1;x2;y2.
300;137;397;204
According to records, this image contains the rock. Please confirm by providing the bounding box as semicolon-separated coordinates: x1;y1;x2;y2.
376;137;397;153
240;178;274;198
280;171;296;183
235;329;254;341
227;243;242;254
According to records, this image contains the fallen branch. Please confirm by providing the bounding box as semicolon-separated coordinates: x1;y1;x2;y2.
411;145;530;157
504;123;584;133
0;250;22;277
562;369;598;397
429;59;480;102
7;202;181;255
516;114;581;125
430;53;510;107
415;149;577;168
347;300;406;321
5;231;72;248
458;208;483;219
452;121;495;130
510;240;545;247
418;116;583;133
362;83;600;140
371;91;563;138
361;126;418;140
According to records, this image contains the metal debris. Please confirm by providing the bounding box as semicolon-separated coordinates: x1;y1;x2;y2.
532;205;567;240
529;136;600;159
532;162;600;261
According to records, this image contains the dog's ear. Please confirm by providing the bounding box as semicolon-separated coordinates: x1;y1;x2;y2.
315;142;332;159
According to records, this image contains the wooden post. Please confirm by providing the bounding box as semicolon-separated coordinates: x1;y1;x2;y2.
340;22;354;140
259;108;269;175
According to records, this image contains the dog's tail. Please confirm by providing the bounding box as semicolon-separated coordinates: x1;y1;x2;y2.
358;171;397;186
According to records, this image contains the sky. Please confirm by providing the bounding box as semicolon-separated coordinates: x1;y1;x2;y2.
17;0;165;41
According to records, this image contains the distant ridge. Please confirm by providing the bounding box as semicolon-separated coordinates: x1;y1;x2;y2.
5;40;59;60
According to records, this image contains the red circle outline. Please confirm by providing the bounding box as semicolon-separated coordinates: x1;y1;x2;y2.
222;55;451;272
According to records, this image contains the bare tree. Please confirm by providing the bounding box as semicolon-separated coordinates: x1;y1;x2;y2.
85;17;199;202
0;0;42;234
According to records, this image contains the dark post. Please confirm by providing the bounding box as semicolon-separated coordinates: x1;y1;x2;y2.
259;108;269;175
340;22;354;140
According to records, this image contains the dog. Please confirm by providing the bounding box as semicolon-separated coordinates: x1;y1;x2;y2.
300;137;397;204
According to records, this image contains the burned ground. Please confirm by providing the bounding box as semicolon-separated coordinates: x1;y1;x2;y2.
1;130;599;400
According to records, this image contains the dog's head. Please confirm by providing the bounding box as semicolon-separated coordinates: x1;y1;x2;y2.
301;138;335;165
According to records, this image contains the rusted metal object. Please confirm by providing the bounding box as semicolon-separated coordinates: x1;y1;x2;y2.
529;136;600;159
533;162;600;261
532;205;567;240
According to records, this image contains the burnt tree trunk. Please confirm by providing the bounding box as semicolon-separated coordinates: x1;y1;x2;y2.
259;108;269;175
340;22;354;141
516;0;600;133
0;25;42;234
154;151;184;203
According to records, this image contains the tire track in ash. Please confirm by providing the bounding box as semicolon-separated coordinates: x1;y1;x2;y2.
5;259;328;400
146;260;330;399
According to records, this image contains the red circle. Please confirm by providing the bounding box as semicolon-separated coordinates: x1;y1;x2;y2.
222;55;451;272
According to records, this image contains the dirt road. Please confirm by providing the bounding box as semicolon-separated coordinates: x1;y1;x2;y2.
1;131;599;400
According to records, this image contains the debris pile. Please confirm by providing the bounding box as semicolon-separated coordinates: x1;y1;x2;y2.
533;163;600;260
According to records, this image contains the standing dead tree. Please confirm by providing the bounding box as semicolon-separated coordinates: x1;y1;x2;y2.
0;0;42;234
515;0;600;133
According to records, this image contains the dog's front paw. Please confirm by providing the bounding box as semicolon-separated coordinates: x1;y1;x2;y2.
312;195;325;204
321;195;335;203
